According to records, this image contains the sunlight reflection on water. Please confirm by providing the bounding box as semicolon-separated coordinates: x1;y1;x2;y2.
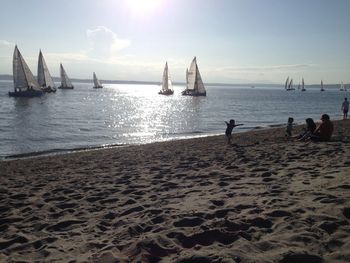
0;80;348;157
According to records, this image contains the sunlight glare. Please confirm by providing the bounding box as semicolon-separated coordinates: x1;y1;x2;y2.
125;0;164;16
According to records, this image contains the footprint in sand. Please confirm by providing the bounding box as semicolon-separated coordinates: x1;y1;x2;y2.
210;200;225;207
0;234;29;250
46;219;86;232
173;217;204;227
279;252;323;263
343;207;350;219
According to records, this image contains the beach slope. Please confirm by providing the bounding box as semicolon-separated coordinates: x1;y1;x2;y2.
1;120;350;262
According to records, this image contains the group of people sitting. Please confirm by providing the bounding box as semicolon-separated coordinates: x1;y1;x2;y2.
286;114;334;142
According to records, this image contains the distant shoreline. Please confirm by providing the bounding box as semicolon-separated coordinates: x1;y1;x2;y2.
2;74;347;87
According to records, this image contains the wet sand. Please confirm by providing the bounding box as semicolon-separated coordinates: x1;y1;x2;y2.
1;120;350;262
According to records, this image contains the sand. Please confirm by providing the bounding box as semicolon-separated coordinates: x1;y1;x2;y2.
1;120;350;263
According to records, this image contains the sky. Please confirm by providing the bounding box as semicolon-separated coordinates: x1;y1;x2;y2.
0;0;350;84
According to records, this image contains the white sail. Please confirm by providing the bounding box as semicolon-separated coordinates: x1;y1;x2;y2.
187;57;206;94
38;50;55;88
340;82;346;91
60;63;73;88
195;65;206;94
187;58;196;91
288;78;293;90
13;46;41;91
186;68;189;90
161;62;172;92
93;72;102;88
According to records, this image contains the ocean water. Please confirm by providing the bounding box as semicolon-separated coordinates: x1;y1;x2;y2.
0;80;348;158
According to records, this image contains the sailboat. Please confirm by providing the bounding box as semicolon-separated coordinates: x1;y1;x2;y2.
182;57;206;96
286;78;294;91
320;80;325;91
158;62;173;95
340;82;346;91
58;63;74;89
284;76;289;90
301;78;306;91
9;46;44;97
37;50;56;93
285;77;294;91
93;72;103;89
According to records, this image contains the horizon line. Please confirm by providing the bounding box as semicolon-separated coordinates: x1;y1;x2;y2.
0;74;348;87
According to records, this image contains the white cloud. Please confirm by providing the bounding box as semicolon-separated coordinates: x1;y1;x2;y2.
0;40;15;47
86;26;130;58
215;64;314;73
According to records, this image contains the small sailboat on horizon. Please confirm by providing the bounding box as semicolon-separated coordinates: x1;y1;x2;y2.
58;63;74;89
320;80;325;91
286;78;295;91
93;72;103;89
301;78;306;91
285;76;295;91
340;82;347;91
158;62;174;95
182;57;206;96
9;45;44;97
38;50;56;93
284;77;289;90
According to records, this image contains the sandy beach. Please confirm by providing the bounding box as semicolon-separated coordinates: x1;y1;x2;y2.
1;120;350;263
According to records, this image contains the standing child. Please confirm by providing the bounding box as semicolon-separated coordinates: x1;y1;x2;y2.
225;119;243;144
341;98;349;119
285;117;294;137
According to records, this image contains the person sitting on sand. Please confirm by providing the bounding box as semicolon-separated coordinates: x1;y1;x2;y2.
285;117;294;137
296;118;317;141
341;98;349;119
225;119;243;144
310;114;334;142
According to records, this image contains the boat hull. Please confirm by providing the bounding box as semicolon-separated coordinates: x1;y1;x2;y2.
181;90;206;96
93;86;103;89
158;90;174;95
9;90;44;97
58;86;74;89
42;87;56;93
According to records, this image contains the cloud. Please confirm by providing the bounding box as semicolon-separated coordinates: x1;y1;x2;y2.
45;52;91;63
86;26;130;58
0;40;15;47
33;27;133;71
215;64;315;73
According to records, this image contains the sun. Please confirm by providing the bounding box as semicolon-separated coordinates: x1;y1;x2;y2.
125;0;164;16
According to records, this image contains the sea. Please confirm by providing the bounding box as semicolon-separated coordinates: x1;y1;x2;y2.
0;80;348;159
